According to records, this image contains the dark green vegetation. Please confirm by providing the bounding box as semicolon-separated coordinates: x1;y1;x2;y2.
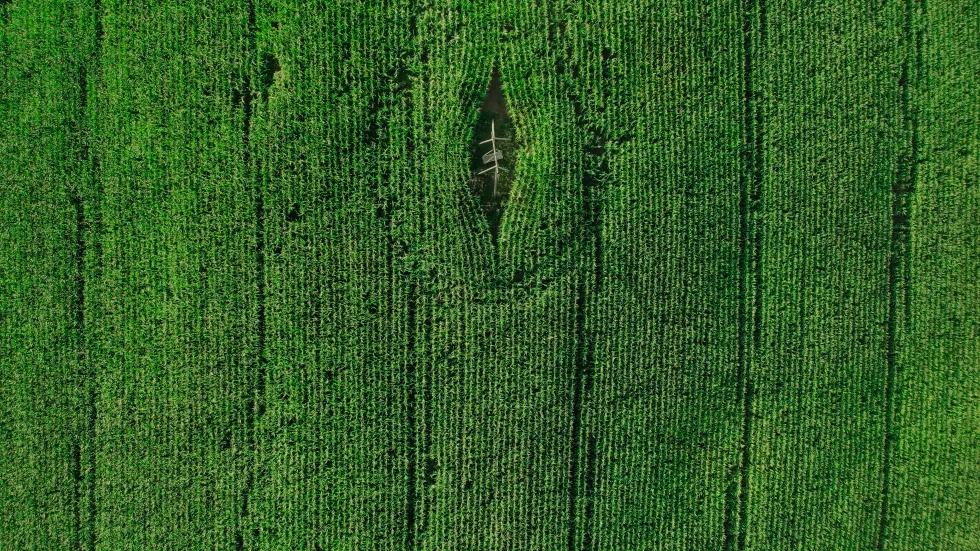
1;0;977;550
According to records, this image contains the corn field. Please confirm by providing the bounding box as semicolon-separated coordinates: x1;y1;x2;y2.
0;0;977;550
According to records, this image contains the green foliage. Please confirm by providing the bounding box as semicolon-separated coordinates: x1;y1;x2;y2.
0;0;976;550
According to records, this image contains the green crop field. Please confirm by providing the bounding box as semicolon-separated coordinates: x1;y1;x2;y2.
1;0;977;550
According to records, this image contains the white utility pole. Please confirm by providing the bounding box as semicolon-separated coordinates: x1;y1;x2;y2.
478;119;510;196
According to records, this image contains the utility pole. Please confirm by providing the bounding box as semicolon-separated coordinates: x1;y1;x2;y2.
478;119;510;196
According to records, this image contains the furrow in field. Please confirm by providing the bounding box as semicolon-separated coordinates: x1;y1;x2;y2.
247;1;418;548
92;2;257;548
885;0;979;548
0;2;96;548
552;1;746;548
746;1;905;548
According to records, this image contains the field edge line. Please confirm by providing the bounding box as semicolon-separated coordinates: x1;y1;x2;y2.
877;0;921;547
